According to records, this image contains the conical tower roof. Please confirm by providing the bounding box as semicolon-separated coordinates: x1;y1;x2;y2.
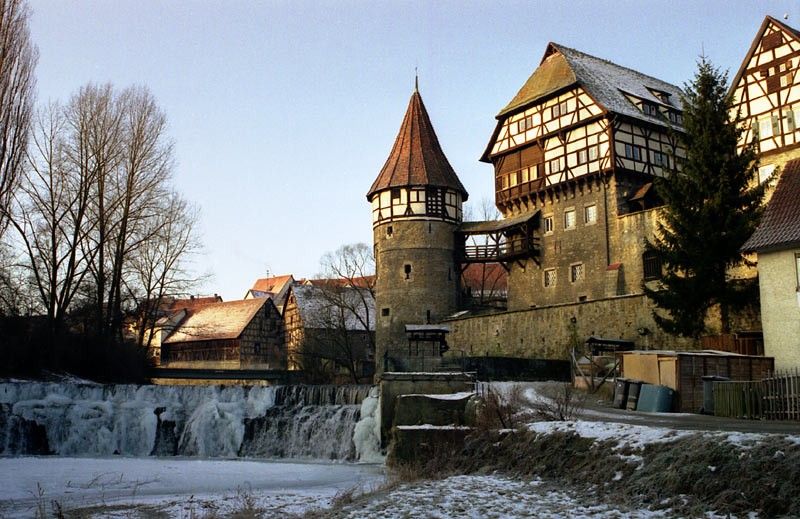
367;89;468;201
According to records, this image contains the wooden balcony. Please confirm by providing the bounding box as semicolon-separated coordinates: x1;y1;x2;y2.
496;178;544;205
461;236;538;263
457;211;541;266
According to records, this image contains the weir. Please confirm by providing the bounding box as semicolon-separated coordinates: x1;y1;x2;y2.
0;381;378;462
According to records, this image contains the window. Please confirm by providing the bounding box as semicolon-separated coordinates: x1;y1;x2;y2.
386;225;393;237
584;204;597;224
517;114;534;133
543;215;554;234
796;253;800;292
642;103;658;117
758;116;774;138
588;146;599;161
426;188;443;216
544;269;556;288
570;263;584;283
549;157;562;174
391;188;401;201
668;111;683;125
577;149;587;165
643;251;662;281
653;151;669;168
624;143;643;161
254;343;262;355
404;264;412;279
564;209;576;230
381;308;390;317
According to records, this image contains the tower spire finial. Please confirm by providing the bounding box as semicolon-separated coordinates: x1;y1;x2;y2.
414;67;419;92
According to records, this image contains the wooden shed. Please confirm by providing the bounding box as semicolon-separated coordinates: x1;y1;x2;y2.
621;350;775;413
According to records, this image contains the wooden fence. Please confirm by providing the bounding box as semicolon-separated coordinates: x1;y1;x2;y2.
713;369;800;420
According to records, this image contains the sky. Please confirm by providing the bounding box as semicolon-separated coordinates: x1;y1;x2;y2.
27;1;800;301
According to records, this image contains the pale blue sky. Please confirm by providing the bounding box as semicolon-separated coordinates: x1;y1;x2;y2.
28;1;800;300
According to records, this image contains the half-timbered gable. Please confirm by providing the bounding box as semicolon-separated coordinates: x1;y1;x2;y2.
482;43;685;309
731;16;800;181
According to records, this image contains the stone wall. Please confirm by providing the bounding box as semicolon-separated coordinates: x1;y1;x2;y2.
444;294;697;361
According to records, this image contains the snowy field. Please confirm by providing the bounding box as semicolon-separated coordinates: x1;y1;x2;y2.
0;457;385;518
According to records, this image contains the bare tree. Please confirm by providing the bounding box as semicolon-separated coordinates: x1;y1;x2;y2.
0;0;37;237
129;193;203;349
8;101;98;336
303;243;377;383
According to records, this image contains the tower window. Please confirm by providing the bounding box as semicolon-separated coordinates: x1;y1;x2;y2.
381;308;390;317
404;264;412;279
387;225;393;237
391;188;401;200
426;310;431;323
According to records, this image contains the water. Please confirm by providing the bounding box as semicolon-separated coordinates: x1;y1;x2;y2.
0;381;378;462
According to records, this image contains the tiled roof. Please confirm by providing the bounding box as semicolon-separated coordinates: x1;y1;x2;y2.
160;295;223;314
367;89;468;200
461;263;508;293
742;159;800;253
290;285;375;331
163;298;267;344
498;43;683;127
251;274;294;294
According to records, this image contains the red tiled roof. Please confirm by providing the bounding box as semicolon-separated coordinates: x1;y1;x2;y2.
367;90;468;200
742;159;800;253
309;275;376;289
461;263;508;292
160;295;222;314
251;274;294;294
163;298;267;344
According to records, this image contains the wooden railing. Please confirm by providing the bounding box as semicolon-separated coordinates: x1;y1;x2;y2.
462;237;535;262
713;369;800;420
496;178;544;204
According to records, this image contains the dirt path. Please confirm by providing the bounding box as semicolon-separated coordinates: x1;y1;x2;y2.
581;396;800;434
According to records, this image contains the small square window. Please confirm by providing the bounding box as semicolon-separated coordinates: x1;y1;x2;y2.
391;188;401;200
564;209;576;230
549;157;562;174
584;205;597;224
543;215;554;234
381;308;390;317
570;263;584;283
544;269;557;288
653;151;669;168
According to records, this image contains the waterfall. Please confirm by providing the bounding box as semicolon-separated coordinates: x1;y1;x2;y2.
0;381;376;462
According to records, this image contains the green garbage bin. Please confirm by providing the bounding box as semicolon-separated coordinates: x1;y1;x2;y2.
637;384;675;413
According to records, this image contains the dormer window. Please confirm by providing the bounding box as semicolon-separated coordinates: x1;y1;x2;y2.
668;111;683;125
642;103;659;117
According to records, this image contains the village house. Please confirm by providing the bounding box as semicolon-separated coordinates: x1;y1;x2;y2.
243;274;295;312
283;284;375;383
732;16;800;369
160;298;285;369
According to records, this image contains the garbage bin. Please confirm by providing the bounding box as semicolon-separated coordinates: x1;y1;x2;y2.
701;375;729;414
613;378;629;409
626;380;642;411
637;384;676;412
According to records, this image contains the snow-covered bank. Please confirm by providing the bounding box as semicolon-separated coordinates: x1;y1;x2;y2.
0;457;385;518
0;381;375;461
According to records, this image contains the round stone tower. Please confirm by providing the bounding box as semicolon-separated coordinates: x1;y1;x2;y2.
367;86;469;374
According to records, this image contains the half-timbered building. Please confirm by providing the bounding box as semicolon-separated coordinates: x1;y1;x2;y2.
161;298;285;369
731;16;800;184
481;43;686;309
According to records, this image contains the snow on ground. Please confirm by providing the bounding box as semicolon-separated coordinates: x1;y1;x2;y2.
525;420;796;450
0;457;385;518
334;474;667;519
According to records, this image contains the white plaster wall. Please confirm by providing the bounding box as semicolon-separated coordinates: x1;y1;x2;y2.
758;248;800;370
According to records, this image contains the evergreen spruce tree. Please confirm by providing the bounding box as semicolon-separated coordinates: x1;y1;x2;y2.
644;58;766;337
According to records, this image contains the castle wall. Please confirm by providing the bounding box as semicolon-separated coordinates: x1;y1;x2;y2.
445;294;696;361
